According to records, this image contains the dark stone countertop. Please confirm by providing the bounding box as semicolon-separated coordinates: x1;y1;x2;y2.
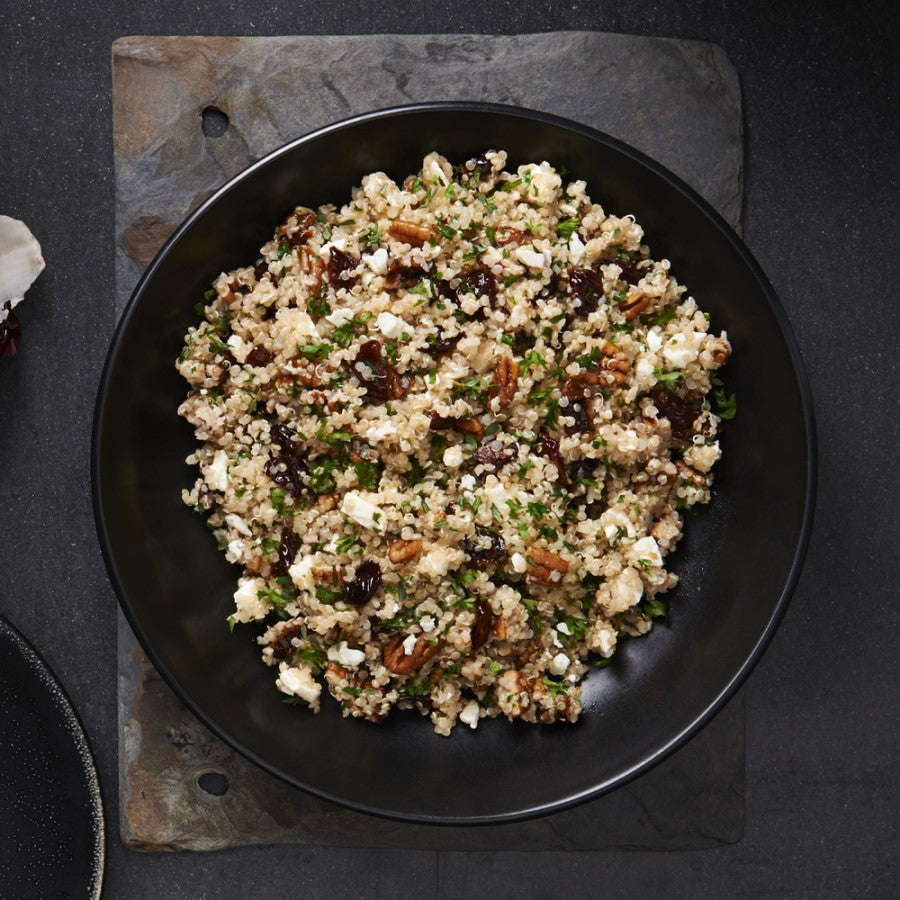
0;2;896;898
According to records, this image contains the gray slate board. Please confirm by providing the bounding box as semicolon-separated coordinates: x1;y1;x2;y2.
113;32;744;852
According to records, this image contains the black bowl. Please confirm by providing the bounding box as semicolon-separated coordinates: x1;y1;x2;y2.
93;103;816;824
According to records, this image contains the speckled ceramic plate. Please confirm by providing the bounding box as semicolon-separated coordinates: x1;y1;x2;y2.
0;616;104;898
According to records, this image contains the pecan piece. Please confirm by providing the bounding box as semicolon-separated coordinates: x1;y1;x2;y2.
429;413;484;442
312;566;344;586
388;539;423;564
315;492;339;512
471;599;496;651
708;336;731;366
618;291;652;321
383;634;441;675
526;547;570;584
388;220;432;246
300;247;326;280
675;458;707;487
488;356;519;407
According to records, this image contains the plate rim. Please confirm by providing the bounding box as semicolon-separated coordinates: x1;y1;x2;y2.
0;614;106;894
92;101;818;825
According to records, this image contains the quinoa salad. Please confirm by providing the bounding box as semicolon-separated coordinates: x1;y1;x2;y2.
176;151;734;735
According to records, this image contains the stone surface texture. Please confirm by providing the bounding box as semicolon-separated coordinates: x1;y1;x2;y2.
112;32;745;852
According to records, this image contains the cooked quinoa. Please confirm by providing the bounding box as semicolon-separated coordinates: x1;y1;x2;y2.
176;150;733;735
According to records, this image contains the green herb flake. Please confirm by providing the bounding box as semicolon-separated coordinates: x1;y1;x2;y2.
653;368;683;388
644;305;677;327
714;387;737;420
261;537;281;555
297;342;333;361
476;193;497;213
644;597;668;619
555;218;580;239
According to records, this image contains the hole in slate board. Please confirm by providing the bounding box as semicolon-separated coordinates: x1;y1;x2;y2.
201;106;230;138
197;771;229;796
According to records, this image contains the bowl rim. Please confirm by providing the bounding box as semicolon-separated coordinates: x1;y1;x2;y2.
92;101;818;825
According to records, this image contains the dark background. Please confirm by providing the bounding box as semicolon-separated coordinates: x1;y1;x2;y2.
0;1;897;897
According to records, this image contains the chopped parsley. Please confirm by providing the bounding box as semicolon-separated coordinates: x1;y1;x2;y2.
332;313;373;348
555;218;580;239
644;305;677;327
315;584;344;604
653;368;683;388
361;223;381;245
334;534;359;555
714;386;737;420
308;294;331;317
297;643;327;672
297;342;333;361
476;193;497;213
644;597;668;619
541;676;569;697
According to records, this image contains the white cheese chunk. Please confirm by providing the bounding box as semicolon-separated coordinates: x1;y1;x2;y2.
514;245;550;269
341;492;382;531
365;420;397;442
459;701;480;729
224;513;252;536
629;535;663;568
317;237;347;258
607;567;645;613
376;310;406;339
597;627;616;657
402;634;418;655
207;450;229;491
662;332;698;369
420;615;436;634
549;653;570;676
443;445;464;468
646;329;663;352
510;552;528;574
568;232;586;264
288;555;315;589
325;306;355;327
364;247;389;275
233;577;268;623
276;664;321;706
327;641;366;667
